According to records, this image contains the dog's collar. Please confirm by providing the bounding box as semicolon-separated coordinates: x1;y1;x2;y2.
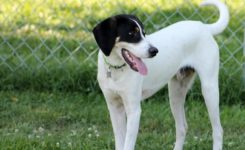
103;56;126;69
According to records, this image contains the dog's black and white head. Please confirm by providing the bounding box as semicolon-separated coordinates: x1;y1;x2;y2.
92;14;158;75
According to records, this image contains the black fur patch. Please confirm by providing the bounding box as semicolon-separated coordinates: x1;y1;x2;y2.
179;66;195;75
92;17;117;56
92;14;145;56
175;66;195;80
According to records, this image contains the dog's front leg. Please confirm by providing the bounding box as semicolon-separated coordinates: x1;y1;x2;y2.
122;94;142;150
103;91;126;150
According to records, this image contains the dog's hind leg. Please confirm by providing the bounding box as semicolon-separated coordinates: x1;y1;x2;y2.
197;65;223;150
168;68;196;150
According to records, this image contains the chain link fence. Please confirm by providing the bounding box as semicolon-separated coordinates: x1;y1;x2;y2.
0;0;244;93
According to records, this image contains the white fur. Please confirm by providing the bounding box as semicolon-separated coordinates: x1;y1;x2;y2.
97;0;229;150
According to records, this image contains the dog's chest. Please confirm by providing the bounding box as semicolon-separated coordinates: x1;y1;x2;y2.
98;70;128;91
99;78;129;94
98;67;143;93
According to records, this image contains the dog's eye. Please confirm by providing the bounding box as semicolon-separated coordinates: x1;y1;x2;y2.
135;27;140;32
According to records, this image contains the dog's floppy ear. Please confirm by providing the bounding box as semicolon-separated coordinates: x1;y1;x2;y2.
92;17;117;56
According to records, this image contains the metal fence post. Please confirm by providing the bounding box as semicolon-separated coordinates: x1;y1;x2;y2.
243;22;245;90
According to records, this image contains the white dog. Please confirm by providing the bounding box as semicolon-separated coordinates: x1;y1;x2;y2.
92;0;229;150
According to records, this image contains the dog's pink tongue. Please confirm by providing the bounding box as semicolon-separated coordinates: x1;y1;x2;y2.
134;57;148;75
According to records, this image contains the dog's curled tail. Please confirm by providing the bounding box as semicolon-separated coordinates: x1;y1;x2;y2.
200;0;229;35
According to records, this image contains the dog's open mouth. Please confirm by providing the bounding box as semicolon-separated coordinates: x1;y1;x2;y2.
121;48;147;75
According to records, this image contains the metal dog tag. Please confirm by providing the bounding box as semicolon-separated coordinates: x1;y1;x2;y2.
107;70;111;78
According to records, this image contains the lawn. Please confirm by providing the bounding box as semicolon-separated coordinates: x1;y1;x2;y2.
0;91;245;150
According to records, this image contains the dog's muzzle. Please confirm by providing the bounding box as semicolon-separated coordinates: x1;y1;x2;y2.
148;46;158;57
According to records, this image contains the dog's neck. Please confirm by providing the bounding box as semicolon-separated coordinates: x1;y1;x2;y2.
103;49;126;70
101;49;128;78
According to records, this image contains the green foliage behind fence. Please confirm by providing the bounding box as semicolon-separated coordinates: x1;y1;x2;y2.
0;0;244;103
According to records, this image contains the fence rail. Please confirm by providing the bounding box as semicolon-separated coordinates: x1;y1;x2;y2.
0;0;244;92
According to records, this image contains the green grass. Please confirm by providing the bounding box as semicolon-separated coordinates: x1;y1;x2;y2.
0;91;245;150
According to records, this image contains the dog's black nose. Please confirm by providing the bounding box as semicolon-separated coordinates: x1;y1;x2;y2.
148;46;158;57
